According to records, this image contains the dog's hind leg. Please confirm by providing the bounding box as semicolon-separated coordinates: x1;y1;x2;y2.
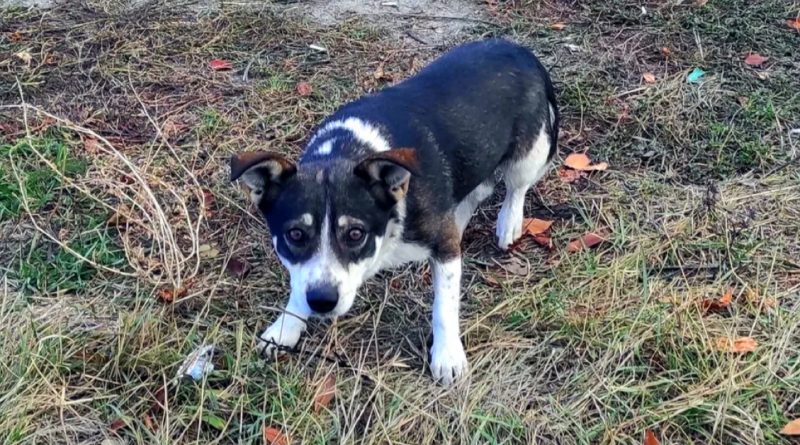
496;122;552;250
454;180;495;235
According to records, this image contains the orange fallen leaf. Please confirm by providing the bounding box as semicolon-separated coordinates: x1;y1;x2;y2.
744;53;768;66
550;22;566;31
557;167;584;183
661;47;672;58
263;426;290;445
643;72;656;84
143;412;156;431
109;418;126;432
564;153;609;171
786;18;800;30
313;373;336;413
8;31;24;42
296;81;313;97
644;429;661;445
702;289;733;313
522;218;554;236
532;234;554;250
157;286;188;303
83;137;100;155
209;59;233;71
781;418;800;435
567;232;606;253
713;336;757;353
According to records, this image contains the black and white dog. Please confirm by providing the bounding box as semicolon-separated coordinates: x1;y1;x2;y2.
231;39;558;385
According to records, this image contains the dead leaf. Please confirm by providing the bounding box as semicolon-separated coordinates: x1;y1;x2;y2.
296;81;313;97
209;59;233;71
557;167;585;183
660;47;672;58
567;232;607;253
83;137;100;154
522;218;554;236
550;22;566;31
498;256;530;276
201;189;215;217
713;336;757;353
263;426;290;445
644;429;661;445
15;50;32;64
199;244;220;259
780;418;800;435
788;18;800;30
744;53;768;66
9;31;24;42
701;289;733;313
157;286;187;303
564;153;609;171
44;53;58;65
373;62;392;81
483;274;501;287
226;256;251;280
109;418;126;432
745;289;777;310
533;234;554;249
313;374;336;414
643;72;656;84
143;413;156;431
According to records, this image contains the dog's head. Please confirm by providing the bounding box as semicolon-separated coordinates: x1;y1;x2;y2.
230;149;418;316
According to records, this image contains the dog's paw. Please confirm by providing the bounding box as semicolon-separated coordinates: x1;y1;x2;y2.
256;318;304;359
496;213;522;251
430;336;468;386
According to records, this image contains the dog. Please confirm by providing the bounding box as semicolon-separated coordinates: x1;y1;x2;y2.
230;38;558;385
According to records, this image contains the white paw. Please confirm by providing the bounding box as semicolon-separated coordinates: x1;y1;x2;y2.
256;316;305;358
496;207;522;251
430;336;468;386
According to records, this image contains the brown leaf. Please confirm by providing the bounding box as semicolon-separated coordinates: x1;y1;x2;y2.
567;232;607;253
644;429;661;445
483;274;501;287
550;22;566;31
373;62;393;81
788;18;800;30
522;218;554;236
701;289;733;313
8;31;24;42
263;426;290;445
744;53;768;66
532;234;554;250
643;72;656;84
157;286;187;303
226;256;252;280
713;336;757;353
109;418;126;432
201;189;215;217
498;256;530;276
313;374;336;414
296;81;313;97
557;167;585;183
564;153;609;171
781;418;800;435
209;59;233;71
83;137;100;155
660;47;672;58
143;413;156;432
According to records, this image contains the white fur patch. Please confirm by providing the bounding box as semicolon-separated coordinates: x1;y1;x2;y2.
430;257;467;386
316;138;335;155
308;117;390;152
301;213;313;225
454;180;495;234
497;122;551;250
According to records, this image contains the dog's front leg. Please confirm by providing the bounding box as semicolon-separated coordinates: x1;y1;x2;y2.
429;244;468;385
257;291;310;357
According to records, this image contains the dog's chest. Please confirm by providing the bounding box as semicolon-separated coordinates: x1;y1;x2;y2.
368;220;431;275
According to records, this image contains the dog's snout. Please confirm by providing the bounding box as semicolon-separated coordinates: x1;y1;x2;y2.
306;284;339;313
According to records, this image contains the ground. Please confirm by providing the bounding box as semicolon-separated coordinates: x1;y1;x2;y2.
1;1;799;444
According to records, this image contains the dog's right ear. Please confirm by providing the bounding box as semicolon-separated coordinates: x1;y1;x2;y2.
230;152;296;207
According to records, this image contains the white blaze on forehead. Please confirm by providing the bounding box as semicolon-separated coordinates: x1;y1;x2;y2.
337;215;348;227
301;213;313;225
316;138;335;155
308;117;390;152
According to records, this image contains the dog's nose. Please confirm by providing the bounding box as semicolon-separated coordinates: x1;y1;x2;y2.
306;284;339;313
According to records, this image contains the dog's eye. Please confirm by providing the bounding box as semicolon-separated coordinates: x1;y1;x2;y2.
286;228;306;244
347;228;365;244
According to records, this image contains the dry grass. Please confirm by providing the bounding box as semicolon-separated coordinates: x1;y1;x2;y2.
2;0;800;444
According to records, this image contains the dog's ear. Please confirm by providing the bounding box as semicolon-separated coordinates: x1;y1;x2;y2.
354;148;419;208
230;151;296;207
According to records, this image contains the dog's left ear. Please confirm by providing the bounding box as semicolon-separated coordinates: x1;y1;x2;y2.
354;148;419;208
230;151;297;207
